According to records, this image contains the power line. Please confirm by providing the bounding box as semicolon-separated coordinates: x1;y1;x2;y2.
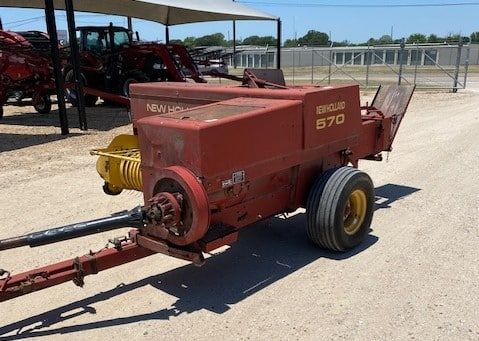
4;14;107;26
238;1;479;7
3;16;45;26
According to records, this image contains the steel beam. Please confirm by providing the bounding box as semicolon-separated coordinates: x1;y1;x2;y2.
233;20;237;68
165;25;170;44
65;0;87;130
44;0;69;134
276;19;281;69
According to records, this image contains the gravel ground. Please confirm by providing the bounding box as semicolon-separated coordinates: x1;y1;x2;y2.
0;89;478;340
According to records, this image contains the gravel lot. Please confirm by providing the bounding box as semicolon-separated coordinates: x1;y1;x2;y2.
0;89;478;340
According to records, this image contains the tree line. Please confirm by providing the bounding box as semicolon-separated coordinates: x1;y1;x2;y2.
171;30;479;47
170;33;277;47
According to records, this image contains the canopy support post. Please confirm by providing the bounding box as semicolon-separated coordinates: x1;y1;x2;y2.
276;18;281;69
44;0;69;135
65;0;87;130
165;25;170;44
127;17;133;31
233;20;237;68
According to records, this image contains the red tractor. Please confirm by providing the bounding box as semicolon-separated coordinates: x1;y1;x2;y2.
0;30;55;118
64;25;206;106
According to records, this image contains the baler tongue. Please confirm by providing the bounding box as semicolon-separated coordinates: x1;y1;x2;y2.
371;85;415;149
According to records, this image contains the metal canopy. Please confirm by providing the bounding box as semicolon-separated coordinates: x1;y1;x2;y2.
0;0;277;24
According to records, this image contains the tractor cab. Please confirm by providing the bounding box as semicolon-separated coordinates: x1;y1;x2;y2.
78;25;133;55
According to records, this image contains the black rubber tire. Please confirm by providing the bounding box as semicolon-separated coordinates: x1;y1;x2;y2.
306;166;374;251
121;70;149;98
64;69;98;107
33;94;52;114
0;106;3;119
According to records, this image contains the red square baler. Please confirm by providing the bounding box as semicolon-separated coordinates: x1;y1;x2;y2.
0;73;414;302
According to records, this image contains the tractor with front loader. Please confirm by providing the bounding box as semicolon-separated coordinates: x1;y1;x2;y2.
63;24;207;107
0;69;415;302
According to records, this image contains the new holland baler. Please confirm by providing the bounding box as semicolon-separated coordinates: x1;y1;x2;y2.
0;71;414;302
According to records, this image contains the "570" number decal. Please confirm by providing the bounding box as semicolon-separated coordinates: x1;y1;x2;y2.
316;113;345;130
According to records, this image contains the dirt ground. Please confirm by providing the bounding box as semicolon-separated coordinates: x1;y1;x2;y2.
0;88;478;340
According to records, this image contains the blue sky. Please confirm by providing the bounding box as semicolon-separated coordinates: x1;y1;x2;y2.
0;1;478;43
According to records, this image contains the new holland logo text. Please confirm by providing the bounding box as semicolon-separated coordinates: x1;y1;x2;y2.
316;101;346;115
146;103;186;113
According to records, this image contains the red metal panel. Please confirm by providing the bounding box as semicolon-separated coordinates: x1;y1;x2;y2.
129;82;359;128
302;85;361;149
137;97;303;180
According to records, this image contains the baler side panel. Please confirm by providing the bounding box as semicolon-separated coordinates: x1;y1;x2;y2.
197;98;303;178
137;98;303;204
303;85;362;150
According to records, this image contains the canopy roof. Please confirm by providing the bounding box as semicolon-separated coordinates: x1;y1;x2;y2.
0;0;277;25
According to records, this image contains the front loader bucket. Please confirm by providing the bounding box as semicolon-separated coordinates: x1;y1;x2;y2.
372;84;415;150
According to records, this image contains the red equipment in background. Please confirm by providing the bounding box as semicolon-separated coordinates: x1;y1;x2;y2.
63;25;207;107
0;30;55;118
0;71;415;303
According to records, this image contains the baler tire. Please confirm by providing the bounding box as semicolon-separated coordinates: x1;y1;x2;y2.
33;94;52;115
306;167;374;252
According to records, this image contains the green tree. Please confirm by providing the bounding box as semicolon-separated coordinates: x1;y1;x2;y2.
427;34;443;43
284;38;299;47
297;30;329;46
407;33;427;43
193;33;226;46
471;32;479;43
169;39;183;44
446;34;461;43
377;35;393;44
183;36;196;46
242;35;277;46
333;40;351;47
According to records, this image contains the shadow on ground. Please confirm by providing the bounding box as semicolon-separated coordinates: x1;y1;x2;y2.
0;104;130;132
374;183;421;209
0;183;420;339
0;133;83;153
0;104;130;152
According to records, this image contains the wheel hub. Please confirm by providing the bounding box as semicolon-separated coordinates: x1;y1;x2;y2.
343;189;367;236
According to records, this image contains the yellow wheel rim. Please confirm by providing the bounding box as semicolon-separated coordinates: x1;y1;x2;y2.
343;189;367;236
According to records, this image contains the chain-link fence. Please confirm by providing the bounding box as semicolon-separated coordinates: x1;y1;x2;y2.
229;43;478;91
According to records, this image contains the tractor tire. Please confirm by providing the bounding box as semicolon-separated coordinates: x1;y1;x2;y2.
64;69;98;107
33;94;52;114
306;166;374;251
121;71;149;98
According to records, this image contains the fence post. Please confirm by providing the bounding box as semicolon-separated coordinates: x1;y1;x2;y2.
311;49;314;83
453;38;463;93
463;45;470;89
365;45;370;87
328;47;332;85
413;44;419;85
398;40;405;85
292;49;295;85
